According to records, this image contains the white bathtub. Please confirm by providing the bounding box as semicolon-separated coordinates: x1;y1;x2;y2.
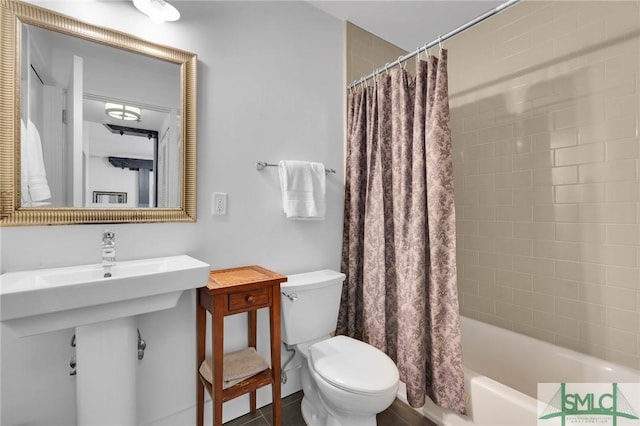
397;316;640;426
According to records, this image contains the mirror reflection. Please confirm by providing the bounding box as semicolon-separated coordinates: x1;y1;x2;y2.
21;24;181;209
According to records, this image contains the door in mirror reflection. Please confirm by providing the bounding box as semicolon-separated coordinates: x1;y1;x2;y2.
21;24;181;208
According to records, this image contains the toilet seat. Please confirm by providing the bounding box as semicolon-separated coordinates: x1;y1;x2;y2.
309;335;399;396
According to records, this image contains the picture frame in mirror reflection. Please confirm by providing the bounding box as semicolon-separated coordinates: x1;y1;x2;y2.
93;191;127;205
0;0;197;226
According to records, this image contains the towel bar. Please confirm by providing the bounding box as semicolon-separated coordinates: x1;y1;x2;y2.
256;161;336;174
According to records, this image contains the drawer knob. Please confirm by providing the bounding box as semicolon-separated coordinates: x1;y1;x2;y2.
246;295;255;304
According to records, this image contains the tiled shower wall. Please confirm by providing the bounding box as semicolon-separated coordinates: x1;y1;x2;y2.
345;22;407;89
344;2;639;369
447;0;640;369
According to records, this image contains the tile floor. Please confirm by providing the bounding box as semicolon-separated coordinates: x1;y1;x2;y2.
223;391;437;426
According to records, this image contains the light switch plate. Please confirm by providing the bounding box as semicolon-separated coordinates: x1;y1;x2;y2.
212;192;227;216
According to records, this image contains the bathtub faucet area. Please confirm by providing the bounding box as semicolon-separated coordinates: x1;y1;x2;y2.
102;230;115;277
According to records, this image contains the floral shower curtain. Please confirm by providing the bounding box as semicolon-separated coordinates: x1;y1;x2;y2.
337;51;466;415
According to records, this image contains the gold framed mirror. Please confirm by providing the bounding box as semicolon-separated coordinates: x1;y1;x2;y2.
0;0;197;226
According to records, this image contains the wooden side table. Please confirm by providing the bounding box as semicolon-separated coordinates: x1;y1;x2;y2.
196;265;287;426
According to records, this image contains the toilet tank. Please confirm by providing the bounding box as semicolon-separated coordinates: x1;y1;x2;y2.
280;270;345;345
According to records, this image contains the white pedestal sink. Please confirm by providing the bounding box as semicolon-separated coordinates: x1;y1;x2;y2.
76;316;138;425
0;254;210;426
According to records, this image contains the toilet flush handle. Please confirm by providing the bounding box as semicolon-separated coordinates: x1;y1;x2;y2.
282;291;298;302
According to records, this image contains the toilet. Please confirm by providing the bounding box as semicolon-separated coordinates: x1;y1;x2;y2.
281;270;399;426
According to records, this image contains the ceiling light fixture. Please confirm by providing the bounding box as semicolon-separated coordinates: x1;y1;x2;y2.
105;103;142;122
133;0;180;23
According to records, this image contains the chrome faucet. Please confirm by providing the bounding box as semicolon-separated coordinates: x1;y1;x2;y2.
102;230;116;277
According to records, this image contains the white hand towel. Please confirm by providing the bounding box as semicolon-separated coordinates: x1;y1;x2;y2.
278;160;326;220
20;119;51;205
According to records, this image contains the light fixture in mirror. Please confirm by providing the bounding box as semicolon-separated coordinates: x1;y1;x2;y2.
133;0;180;23
0;0;197;226
105;103;142;122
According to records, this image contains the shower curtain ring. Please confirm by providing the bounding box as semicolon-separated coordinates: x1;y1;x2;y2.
384;63;390;74
422;42;431;59
397;55;406;70
438;35;443;51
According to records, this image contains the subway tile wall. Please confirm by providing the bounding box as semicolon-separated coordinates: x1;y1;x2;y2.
447;1;640;369
345;22;408;88
345;3;639;370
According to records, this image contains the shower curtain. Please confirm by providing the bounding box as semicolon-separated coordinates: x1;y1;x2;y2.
337;51;466;415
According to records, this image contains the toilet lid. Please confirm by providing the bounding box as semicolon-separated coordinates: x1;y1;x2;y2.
309;335;398;395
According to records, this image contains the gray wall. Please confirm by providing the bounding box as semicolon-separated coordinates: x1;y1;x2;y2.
0;2;344;424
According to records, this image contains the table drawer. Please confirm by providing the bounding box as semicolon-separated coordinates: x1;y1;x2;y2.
228;288;270;312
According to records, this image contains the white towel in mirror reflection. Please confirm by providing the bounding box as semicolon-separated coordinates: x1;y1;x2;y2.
20;119;51;206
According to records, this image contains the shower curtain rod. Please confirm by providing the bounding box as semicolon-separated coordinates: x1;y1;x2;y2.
348;0;520;89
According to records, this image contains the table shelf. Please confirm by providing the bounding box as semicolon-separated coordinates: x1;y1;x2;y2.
196;266;287;426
